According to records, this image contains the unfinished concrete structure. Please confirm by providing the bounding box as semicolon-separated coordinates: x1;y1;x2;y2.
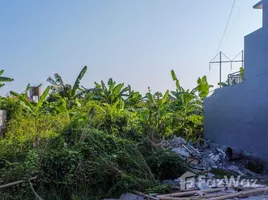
204;0;268;160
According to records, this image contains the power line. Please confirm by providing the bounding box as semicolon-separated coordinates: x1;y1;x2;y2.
221;0;243;49
216;0;236;54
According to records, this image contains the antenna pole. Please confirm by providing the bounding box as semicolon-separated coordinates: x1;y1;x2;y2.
209;50;244;87
219;51;222;87
242;50;244;68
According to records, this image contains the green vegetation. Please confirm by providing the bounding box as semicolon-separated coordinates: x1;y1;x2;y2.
0;70;14;88
0;67;210;199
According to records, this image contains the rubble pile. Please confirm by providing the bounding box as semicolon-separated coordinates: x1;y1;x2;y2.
107;137;268;200
162;136;266;178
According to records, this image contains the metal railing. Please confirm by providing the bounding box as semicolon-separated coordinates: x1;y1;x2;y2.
227;71;244;85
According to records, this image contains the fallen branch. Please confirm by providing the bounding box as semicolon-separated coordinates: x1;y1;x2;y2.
0;176;37;190
28;180;43;200
133;190;159;200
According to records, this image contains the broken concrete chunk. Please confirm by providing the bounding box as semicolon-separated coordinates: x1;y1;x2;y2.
169;136;187;147
187;157;200;165
207;172;215;178
212;154;220;162
172;147;190;157
227;165;239;172
237;170;245;176
119;193;145;200
217;148;226;156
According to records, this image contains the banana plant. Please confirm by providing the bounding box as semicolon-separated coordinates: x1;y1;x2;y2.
0;70;14;88
142;89;172;137
10;84;50;115
170;70;211;140
47;66;87;100
170;70;211;111
240;67;244;80
47;66;87;108
124;85;143;109
171;70;211;99
92;78;129;105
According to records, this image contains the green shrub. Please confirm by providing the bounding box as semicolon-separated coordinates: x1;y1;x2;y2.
4;113;70;148
146;149;189;180
36;129;155;199
0;97;23;120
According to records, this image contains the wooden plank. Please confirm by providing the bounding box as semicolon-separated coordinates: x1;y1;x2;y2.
157;188;224;199
207;187;268;200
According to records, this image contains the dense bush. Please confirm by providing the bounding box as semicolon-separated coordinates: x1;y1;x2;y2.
0;129;156;199
0;67;210;199
4;113;70;148
146;149;189;180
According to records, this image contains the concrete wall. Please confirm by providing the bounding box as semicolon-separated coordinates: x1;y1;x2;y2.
205;76;268;160
204;0;268;160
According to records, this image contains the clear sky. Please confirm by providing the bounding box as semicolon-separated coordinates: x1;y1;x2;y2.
0;0;262;95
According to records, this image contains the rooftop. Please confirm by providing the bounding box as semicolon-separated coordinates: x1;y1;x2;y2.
254;1;263;9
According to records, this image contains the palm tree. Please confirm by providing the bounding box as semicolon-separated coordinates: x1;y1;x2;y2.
0;70;14;88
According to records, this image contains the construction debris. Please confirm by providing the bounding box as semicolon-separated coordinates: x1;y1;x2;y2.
157;187;268;200
109;136;268;200
162;136;267;178
104;193;145;200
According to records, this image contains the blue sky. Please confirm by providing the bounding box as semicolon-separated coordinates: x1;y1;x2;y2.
0;0;262;95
